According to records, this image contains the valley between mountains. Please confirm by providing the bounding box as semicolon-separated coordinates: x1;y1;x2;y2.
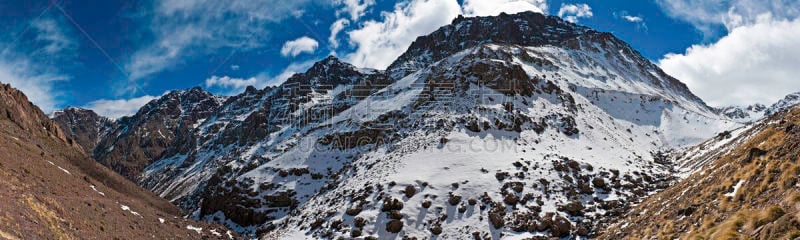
3;10;800;240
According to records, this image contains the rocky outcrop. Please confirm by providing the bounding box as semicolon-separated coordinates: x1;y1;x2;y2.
93;87;226;180
51;107;115;153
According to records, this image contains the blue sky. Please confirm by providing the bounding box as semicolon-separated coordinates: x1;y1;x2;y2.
0;0;798;117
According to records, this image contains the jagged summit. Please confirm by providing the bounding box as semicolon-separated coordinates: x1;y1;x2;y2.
765;92;800;116
93;86;226;180
51;107;116;153
387;11;590;79
283;55;365;88
716;92;800;124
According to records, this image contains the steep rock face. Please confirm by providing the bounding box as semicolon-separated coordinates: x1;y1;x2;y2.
0;83;73;146
386;11;591;79
0;82;236;239
93;87;226;180
602;104;800;239
51;107;116;153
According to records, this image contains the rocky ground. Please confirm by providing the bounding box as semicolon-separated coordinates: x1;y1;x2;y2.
0;83;238;239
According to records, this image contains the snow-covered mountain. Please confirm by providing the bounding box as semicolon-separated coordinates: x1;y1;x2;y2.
55;11;740;239
715;92;800;124
92;87;227;179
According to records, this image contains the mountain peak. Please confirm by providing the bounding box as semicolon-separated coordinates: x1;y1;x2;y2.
386;10;590;79
51;106;115;154
283;55;365;87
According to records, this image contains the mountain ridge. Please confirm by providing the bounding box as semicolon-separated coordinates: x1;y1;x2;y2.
53;11;740;239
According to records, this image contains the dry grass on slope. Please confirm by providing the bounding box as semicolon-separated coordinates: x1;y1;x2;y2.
602;106;800;240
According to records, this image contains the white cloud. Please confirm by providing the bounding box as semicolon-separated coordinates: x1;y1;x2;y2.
462;0;546;17
0;58;67;113
30;18;76;55
204;75;257;94
345;0;462;69
659;17;800;107
230;65;240;70
656;0;800;35
83;95;158;119
623;15;643;22
329;19;350;49
557;3;592;23
126;0;317;82
335;0;375;21
281;36;319;57
0;16;75;113
205;75;257;89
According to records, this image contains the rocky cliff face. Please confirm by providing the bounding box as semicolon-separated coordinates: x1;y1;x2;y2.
0;83;236;239
91;87;226;180
0;83;73;146
602;104;800;239
51;107;115;153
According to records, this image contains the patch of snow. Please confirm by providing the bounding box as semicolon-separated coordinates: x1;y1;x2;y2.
90;185;105;196
186;225;203;234
724;180;745;197
57;166;71;175
120;205;142;217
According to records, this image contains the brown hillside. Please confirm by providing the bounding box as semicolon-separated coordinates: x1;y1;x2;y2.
602;105;800;239
0;83;236;239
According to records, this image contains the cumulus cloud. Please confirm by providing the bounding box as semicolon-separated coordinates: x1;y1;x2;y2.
83;95;158;119
656;0;800;34
659;17;800;107
557;3;593;23
281;36;319;57
329;19;350;49
462;0;546;17
345;0;462;69
126;0;317;82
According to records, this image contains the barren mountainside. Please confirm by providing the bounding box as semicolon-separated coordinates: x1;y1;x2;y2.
0;83;236;239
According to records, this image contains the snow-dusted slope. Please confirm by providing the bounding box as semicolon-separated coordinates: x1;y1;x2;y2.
69;11;740;239
715;92;800;124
